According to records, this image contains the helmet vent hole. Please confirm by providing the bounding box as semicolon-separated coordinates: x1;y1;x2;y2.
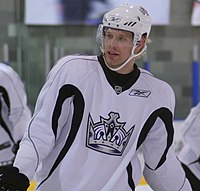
124;22;137;27
128;22;133;26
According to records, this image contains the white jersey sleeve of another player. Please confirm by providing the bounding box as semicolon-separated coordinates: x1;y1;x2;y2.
0;63;31;141
178;102;200;180
180;102;200;156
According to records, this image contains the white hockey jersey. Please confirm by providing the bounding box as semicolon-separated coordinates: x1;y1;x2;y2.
178;102;200;180
0;62;31;166
14;55;192;191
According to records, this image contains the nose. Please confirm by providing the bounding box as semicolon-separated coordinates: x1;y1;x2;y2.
108;37;118;48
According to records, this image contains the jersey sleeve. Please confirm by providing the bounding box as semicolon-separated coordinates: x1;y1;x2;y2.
14;57;80;180
0;65;31;141
140;84;192;190
180;102;200;156
177;103;200;179
8;71;31;142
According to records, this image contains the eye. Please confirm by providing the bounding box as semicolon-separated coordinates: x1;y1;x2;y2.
105;33;113;39
118;36;126;41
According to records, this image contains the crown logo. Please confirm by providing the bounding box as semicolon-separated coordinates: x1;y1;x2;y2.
86;112;134;156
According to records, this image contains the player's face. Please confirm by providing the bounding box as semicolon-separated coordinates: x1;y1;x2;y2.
103;28;134;69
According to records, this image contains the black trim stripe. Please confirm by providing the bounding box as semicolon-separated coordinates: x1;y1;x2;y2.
0;86;10;112
136;107;174;170
0;86;15;143
126;162;135;191
37;84;85;188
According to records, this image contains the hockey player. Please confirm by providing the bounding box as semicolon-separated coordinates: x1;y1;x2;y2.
178;102;200;191
0;62;31;167
0;4;192;191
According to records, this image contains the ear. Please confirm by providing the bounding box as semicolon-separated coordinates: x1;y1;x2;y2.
134;36;146;54
137;36;146;48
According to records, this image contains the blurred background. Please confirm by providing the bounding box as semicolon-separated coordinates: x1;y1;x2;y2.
0;0;200;119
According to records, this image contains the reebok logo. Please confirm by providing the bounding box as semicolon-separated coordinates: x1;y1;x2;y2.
129;89;151;98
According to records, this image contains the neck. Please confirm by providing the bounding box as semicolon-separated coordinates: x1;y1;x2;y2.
115;62;135;74
103;55;135;74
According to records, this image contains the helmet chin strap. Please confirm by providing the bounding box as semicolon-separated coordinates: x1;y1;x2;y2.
102;45;147;72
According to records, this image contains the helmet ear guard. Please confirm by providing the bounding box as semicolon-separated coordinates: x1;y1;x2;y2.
96;24;104;52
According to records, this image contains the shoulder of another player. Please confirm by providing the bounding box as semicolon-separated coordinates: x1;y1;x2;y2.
0;63;19;82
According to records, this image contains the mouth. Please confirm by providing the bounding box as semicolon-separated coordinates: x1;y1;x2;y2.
108;51;119;56
106;51;119;60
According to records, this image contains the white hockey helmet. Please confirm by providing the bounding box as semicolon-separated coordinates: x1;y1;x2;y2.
99;4;151;47
97;4;152;71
